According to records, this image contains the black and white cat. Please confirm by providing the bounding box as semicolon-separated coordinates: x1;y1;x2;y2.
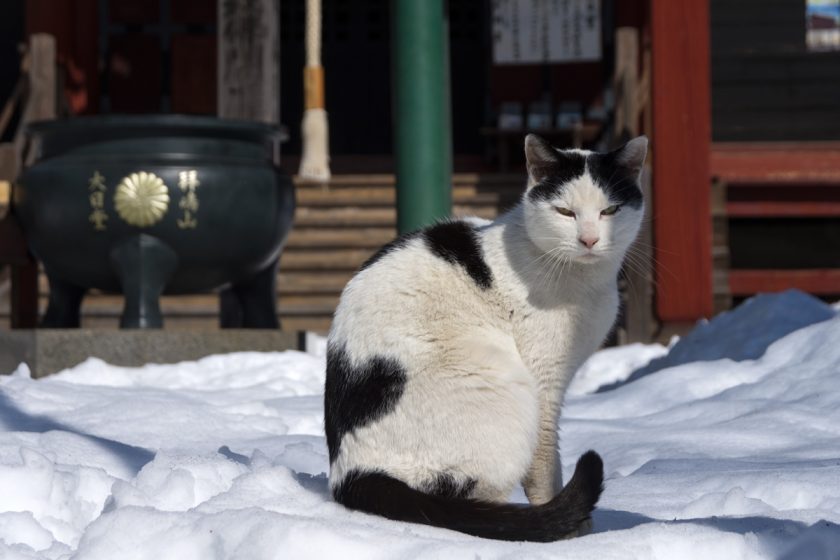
325;134;648;542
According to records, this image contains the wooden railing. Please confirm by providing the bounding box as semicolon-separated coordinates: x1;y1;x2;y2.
712;141;840;300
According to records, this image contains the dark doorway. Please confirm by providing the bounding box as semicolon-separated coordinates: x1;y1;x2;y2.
280;0;489;157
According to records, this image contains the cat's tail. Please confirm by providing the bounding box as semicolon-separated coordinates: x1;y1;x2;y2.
332;450;604;542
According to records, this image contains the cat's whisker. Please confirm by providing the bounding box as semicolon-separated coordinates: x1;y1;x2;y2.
540;248;574;290
525;250;568;292
535;250;564;291
620;260;647;289
619;264;648;313
622;260;647;281
627;245;676;282
559;254;572;283
522;247;566;277
622;249;664;290
629;240;679;257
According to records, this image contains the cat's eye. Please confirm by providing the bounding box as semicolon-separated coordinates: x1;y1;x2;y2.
601;205;620;216
555;207;575;218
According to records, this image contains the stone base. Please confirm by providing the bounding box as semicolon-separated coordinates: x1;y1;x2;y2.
0;330;303;378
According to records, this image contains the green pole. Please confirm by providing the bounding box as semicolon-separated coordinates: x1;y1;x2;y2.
392;0;452;234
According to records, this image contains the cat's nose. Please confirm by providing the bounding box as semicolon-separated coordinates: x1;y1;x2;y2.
578;235;599;249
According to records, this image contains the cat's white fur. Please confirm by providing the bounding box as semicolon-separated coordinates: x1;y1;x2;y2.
328;137;647;505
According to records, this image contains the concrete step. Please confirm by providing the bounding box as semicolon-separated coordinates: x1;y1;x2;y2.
279;248;375;272
286;227;396;249
73;314;333;333
295;185;521;208
295;173;523;188
294;205;499;227
73;293;340;314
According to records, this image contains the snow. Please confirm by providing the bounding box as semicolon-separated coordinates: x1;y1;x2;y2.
1;289;840;559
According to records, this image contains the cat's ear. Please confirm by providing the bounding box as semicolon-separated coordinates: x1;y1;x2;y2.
615;135;648;179
524;134;559;185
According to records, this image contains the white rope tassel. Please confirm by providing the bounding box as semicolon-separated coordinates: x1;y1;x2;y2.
299;0;331;181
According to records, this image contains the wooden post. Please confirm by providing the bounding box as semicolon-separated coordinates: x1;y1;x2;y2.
613;28;639;140
21;34;56;121
4;33;57;328
217;0;281;327
218;0;280;125
17;34;56;166
612;27;656;343
650;0;713;322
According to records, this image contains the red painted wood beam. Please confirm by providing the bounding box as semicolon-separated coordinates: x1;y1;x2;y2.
711;142;840;184
729;269;840;296
651;0;713;321
726;202;840;218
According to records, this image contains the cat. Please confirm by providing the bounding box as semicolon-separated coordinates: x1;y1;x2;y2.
324;133;648;542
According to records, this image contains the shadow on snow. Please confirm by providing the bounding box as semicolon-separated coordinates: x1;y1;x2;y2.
598;291;835;393
0;390;155;475
595;508;840;558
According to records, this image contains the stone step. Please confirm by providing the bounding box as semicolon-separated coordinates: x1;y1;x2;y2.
277;271;353;294
293;205;499;227
279;248;374;271
295;185;521;208
286;227;396;249
74;314;332;333
30;270;353;296
73;293;341;314
295;173;523;188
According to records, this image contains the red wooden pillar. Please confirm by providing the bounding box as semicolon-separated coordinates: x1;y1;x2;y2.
650;0;713;321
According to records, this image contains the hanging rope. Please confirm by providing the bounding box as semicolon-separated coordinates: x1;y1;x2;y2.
305;0;321;68
298;0;331;181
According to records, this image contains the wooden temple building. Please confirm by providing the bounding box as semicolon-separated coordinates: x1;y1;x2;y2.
1;0;838;339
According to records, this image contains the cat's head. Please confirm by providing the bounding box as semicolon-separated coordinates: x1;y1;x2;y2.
521;134;647;265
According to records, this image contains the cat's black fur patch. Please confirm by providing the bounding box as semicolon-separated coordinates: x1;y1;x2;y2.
423;221;493;290
425;473;477;499
359;232;418;271
527;149;642;209
324;344;407;463
527;151;586;203
587;151;643;209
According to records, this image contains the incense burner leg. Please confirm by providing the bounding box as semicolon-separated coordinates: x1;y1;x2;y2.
110;234;178;329
41;274;87;328
220;259;279;329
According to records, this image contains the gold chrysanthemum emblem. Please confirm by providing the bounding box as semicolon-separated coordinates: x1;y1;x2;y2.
114;172;170;227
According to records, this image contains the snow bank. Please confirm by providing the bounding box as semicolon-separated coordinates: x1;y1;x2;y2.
1;290;839;558
602;290;836;390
